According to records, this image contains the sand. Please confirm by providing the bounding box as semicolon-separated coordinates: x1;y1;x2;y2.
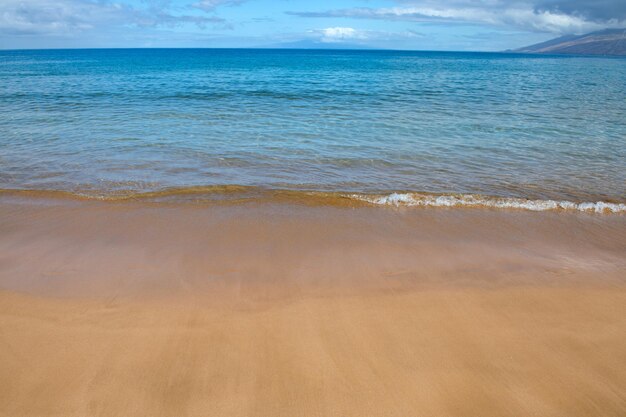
0;196;625;416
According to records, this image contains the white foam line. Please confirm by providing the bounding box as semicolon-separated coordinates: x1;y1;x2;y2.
348;193;626;214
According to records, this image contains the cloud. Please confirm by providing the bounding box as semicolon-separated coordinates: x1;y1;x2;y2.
0;0;226;36
136;13;225;29
191;0;246;13
0;0;128;35
312;27;366;42
306;26;426;46
534;0;626;21
288;1;626;34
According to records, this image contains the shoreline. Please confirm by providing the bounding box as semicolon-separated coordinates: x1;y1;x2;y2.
1;188;626;213
1;198;625;416
1;196;625;298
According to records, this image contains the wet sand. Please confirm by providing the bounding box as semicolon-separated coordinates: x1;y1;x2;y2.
1;196;625;416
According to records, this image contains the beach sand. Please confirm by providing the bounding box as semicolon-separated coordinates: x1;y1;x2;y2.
1;196;625;417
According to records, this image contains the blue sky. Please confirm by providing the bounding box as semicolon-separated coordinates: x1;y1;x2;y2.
1;0;624;50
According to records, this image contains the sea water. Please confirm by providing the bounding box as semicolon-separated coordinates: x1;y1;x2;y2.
1;49;625;210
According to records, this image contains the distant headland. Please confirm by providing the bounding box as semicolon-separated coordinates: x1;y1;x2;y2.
513;28;626;56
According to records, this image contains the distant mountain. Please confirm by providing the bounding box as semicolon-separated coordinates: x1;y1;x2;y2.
514;29;626;56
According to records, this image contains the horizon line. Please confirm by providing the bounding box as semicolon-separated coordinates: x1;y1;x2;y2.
0;46;524;53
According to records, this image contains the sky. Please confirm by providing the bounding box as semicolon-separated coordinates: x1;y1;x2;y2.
1;0;625;50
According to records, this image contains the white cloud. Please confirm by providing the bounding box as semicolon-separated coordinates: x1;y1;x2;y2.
381;5;606;33
289;1;626;34
315;27;366;42
307;26;425;45
0;0;129;35
0;0;226;36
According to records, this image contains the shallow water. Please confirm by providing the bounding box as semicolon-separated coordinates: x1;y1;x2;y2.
1;49;625;206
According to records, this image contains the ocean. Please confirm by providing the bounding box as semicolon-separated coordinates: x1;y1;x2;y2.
1;48;625;211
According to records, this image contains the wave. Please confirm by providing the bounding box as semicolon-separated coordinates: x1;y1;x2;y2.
349;193;626;213
1;187;624;214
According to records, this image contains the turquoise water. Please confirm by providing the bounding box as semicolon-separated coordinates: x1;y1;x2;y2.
1;49;625;208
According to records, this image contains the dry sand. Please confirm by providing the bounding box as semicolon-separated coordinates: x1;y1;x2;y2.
0;196;625;416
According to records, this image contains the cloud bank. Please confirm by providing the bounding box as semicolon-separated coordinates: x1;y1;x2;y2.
0;0;230;37
1;0;623;49
289;0;626;34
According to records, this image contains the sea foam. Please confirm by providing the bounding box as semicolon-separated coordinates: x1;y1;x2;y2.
348;193;626;213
